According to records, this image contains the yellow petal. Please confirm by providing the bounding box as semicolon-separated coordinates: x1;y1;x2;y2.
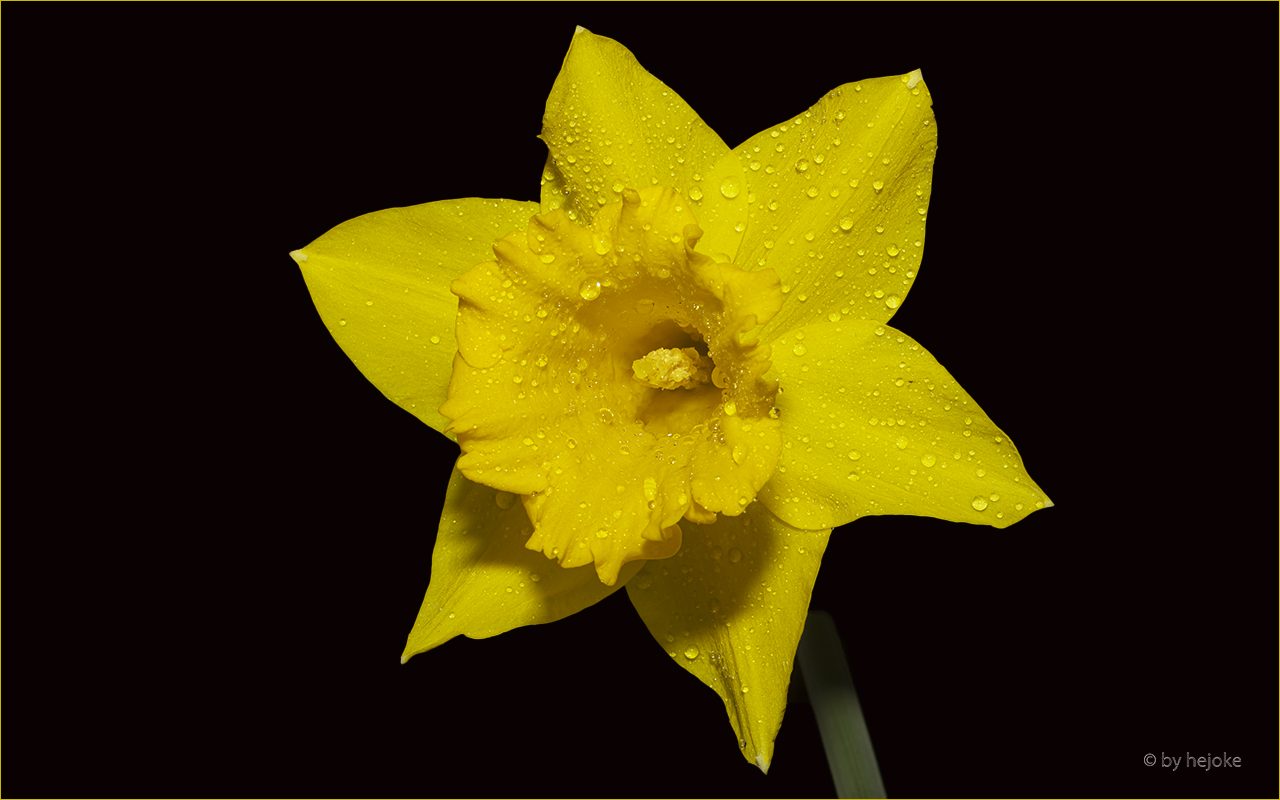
626;503;831;773
540;27;746;260
763;320;1051;530
293;198;540;438
733;71;937;341
402;463;641;661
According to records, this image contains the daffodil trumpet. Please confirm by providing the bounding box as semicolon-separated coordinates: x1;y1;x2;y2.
292;27;1050;772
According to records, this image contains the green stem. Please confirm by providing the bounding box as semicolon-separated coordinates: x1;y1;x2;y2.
797;609;886;798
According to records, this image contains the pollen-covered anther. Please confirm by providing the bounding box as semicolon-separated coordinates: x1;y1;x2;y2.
633;347;710;390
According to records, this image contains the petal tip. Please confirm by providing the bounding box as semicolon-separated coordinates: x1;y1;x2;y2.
399;653;409;665
289;249;308;265
755;753;770;774
574;24;588;35
907;68;923;89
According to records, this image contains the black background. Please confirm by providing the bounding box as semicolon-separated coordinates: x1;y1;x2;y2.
16;6;1273;798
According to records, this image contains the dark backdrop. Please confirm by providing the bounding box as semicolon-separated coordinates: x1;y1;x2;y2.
13;6;1273;798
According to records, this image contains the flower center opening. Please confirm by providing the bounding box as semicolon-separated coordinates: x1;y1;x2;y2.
442;185;786;584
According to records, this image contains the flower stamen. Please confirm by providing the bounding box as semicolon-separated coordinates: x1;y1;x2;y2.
633;347;711;390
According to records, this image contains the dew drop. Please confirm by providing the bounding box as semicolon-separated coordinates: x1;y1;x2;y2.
895;437;908;450
338;319;347;326
540;253;556;264
972;497;989;512
873;180;884;192
793;344;807;356
839;217;854;232
688;186;703;201
921;454;936;467
635;298;654;314
529;572;541;582
579;279;602;301
429;335;440;344
495;491;516;509
885;295;900;309
732;445;746;465
683;646;700;660
795;158;810;173
720;178;741;199
728;548;742;563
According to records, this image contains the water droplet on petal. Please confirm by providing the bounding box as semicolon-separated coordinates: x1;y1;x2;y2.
972;497;989;511
683;646;700;660
720;178;740;199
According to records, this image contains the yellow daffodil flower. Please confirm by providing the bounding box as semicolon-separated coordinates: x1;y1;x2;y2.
291;27;1050;773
